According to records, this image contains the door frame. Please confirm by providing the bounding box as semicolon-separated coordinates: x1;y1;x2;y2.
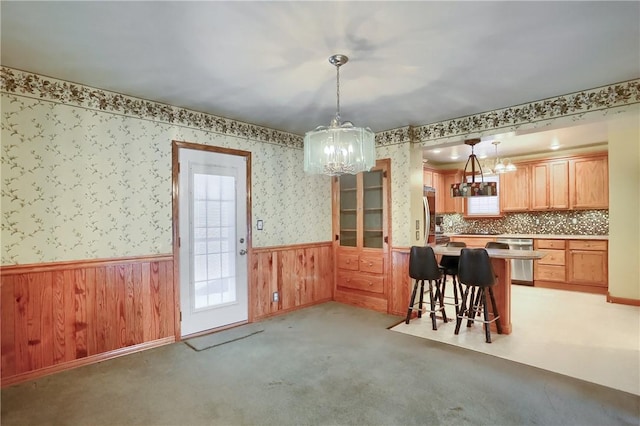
171;140;252;340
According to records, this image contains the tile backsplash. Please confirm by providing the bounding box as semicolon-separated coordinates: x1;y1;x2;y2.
441;210;608;235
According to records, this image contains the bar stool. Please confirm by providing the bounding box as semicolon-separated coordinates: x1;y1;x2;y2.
455;248;502;343
405;246;446;330
439;241;466;315
464;241;510;318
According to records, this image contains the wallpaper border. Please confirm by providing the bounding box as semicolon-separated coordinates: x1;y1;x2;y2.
0;67;303;149
376;79;640;145
2;66;638;148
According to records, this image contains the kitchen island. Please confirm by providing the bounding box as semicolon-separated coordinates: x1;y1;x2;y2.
431;246;545;335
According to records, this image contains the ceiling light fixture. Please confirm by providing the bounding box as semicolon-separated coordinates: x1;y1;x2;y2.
303;54;375;176
450;138;497;197
487;140;516;174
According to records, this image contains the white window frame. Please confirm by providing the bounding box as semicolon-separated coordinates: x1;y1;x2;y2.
465;174;500;216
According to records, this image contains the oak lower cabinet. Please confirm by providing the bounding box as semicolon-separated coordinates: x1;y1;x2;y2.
449;235;496;248
534;239;566;283
567;240;608;288
333;159;390;313
534;238;607;294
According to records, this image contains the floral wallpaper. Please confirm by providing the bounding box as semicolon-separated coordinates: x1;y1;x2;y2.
1;74;331;265
2;67;633;264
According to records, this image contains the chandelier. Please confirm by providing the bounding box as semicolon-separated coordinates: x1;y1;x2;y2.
451;139;498;197
484;140;516;174
303;54;375;176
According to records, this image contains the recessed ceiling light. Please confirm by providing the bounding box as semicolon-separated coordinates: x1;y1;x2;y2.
432;149;441;154
450;155;459;160
550;144;561;150
478;153;487;159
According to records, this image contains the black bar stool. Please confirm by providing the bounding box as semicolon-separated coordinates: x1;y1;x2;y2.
464;241;510;320
439;241;466;315
405;246;446;330
454;248;503;343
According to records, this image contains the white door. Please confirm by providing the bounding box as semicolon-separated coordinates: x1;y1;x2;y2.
178;148;248;336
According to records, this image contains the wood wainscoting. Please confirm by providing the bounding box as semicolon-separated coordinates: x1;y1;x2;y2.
251;242;334;321
1;255;175;387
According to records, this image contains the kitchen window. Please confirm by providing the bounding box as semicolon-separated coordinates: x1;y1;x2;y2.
466;175;500;216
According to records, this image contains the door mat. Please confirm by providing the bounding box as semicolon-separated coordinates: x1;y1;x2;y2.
184;324;264;352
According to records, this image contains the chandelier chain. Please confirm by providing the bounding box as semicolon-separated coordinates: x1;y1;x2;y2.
335;64;341;123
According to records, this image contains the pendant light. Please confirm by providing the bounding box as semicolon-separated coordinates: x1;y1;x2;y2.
303;54;375;176
490;141;516;174
450;139;498;197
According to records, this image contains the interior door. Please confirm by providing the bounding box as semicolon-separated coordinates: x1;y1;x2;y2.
178;148;248;336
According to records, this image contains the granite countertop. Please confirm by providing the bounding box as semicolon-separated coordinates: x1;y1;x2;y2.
446;233;608;240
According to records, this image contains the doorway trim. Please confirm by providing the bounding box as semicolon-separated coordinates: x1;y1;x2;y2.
171;140;252;340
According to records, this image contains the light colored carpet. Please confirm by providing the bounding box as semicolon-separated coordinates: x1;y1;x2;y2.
185;323;264;351
392;284;640;395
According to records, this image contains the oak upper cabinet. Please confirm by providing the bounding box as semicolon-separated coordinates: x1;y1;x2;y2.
442;171;464;214
423;168;434;187
531;160;569;210
433;172;445;214
500;165;530;211
569;155;608;209
333;159;390;313
567;240;608;288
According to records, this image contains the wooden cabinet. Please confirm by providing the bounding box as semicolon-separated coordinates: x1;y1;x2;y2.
500;165;530;211
433;172;445;214
423;168;434;187
567;240;608;287
449;235;496;248
569;156;608;209
534;238;607;293
442;171;464;214
531;160;569;210
333;159;390;313
534;239;566;282
524;153;607;211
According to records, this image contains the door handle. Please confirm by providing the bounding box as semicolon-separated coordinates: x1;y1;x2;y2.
239;249;247;255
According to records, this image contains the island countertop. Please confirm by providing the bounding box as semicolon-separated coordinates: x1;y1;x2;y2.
432;246;545;260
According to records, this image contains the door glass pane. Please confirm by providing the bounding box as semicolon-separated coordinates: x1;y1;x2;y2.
192;173;237;310
363;170;383;248
339;174;357;247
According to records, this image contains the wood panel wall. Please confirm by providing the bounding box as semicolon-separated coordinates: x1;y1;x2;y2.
389;249;411;317
251;242;333;320
1;242;334;386
1;255;175;387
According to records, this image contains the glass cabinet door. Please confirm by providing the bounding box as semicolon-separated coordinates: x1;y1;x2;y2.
339;174;357;247
363;170;383;248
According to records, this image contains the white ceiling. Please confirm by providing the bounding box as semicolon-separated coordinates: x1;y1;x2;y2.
1;1;638;163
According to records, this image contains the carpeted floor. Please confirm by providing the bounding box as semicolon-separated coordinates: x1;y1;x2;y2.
1;301;639;425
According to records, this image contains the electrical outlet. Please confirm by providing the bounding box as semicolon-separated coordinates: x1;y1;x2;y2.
535;219;540;225
416;220;420;230
416;231;420;240
272;292;279;302
572;218;577;225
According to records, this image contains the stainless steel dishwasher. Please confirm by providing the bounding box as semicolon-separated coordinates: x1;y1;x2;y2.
496;238;534;285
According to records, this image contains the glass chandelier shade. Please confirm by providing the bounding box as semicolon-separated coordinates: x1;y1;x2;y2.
303;54;376;176
484;140;516;174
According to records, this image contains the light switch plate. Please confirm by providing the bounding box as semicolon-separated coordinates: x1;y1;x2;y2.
257;219;263;230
